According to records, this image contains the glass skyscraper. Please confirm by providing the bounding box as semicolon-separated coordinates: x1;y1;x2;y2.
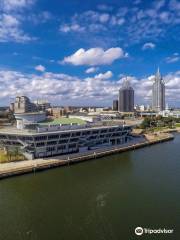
152;68;165;112
118;78;134;112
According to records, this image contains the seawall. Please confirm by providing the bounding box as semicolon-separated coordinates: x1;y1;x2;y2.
0;134;174;180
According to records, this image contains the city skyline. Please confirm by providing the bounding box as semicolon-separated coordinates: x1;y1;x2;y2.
0;0;180;106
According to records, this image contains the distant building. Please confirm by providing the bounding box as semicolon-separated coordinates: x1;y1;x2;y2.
49;107;66;118
112;100;118;111
152;68;165;112
9;102;15;112
118;78;134;112
34;99;51;111
12;96;46;129
139;105;146;111
14;96;38;114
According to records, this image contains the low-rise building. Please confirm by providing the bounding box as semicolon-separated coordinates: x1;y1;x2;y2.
14;112;46;129
0;123;132;159
159;110;180;118
48;107;66;118
34;99;51;111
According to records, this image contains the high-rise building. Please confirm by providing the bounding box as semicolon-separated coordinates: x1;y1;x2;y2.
118;78;134;112
112;100;118;111
152;68;165;112
14;96;38;114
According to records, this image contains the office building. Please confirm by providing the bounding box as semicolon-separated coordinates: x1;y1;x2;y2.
14;96;38;114
112;100;118;111
118;78;134;112
152;68;165;112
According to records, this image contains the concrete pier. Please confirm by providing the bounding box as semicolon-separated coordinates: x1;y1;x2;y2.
0;134;174;180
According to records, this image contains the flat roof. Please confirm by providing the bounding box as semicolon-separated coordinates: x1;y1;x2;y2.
39;117;86;126
14;112;45;116
0;124;131;136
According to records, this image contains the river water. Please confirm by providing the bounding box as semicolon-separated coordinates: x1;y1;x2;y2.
0;134;180;240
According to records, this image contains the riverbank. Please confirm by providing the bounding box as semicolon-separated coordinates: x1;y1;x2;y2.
0;133;174;180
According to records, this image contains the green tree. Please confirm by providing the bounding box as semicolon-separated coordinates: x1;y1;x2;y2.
140;117;151;129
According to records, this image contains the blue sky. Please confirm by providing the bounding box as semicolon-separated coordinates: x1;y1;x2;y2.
0;0;180;107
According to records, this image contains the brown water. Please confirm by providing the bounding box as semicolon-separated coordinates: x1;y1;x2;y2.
0;134;180;240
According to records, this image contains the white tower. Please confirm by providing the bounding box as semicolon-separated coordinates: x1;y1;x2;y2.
152;68;165;112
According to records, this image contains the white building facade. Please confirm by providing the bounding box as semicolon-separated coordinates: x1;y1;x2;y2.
152;68;165;112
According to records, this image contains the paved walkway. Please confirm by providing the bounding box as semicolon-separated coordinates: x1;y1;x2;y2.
0;134;174;178
0;137;146;174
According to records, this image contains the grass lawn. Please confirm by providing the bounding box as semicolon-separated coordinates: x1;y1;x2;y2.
175;123;180;127
152;126;168;132
39;117;86;126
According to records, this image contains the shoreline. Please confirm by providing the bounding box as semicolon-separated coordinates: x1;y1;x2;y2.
0;133;175;180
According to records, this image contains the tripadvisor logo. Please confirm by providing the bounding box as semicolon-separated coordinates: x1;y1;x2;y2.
135;227;143;236
135;227;174;236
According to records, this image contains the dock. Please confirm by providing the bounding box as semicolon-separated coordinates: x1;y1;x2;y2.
0;133;174;180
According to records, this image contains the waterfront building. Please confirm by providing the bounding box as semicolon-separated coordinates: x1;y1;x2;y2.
14;112;46;129
11;96;47;129
14;96;38;114
118;78;134;112
112;100;118;111
152;68;165;112
0;123;132;159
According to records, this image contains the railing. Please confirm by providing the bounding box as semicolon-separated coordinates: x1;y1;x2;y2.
36;122;127;133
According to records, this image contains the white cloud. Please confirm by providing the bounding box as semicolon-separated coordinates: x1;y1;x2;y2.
0;0;35;42
35;65;46;72
1;0;34;12
169;0;180;11
85;67;99;74
60;23;85;33
0;14;33;42
110;16;125;26
0;69;180;106
94;71;113;79
99;13;110;23
28;11;52;24
1;14;19;26
97;4;113;11
159;12;171;23
133;0;141;5
59;2;180;46
62;47;127;66
142;42;156;50
166;53;180;63
153;0;165;10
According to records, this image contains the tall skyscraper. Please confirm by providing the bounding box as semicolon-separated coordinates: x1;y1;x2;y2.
118;78;134;112
152;68;165;112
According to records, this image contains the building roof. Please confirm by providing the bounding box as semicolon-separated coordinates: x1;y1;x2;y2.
120;77;134;90
39;117;86;125
0;123;131;136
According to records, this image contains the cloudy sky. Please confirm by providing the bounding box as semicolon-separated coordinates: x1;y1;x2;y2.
0;0;180;107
